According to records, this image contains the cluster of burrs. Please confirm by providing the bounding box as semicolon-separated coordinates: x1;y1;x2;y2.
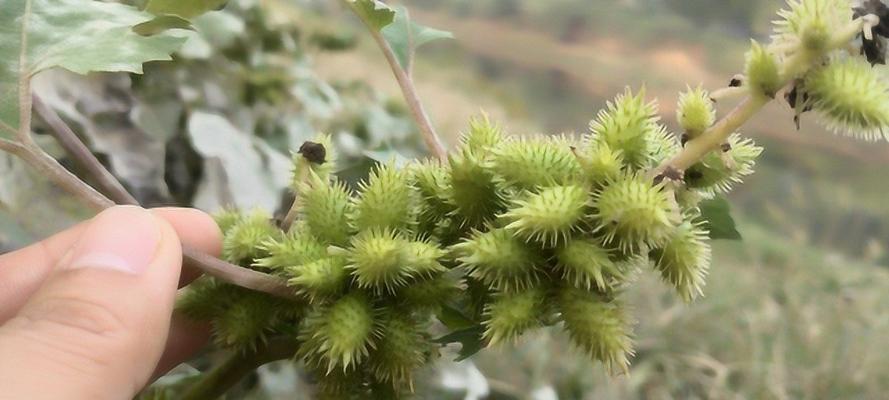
178;82;760;398
174;0;889;397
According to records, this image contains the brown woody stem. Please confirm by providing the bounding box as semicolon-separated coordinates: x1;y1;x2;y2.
32;94;140;205
178;337;300;400
6;97;298;300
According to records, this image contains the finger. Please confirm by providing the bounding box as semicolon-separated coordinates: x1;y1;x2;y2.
151;208;223;286
0;206;183;399
149;208;220;379
151;312;211;381
0;207;222;323
0;221;87;322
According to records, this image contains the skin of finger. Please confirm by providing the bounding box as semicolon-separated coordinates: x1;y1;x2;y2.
151;208;223;285
0;207;221;323
0;215;183;400
148;208;221;380
151;311;211;381
0;207;221;389
0;221;88;323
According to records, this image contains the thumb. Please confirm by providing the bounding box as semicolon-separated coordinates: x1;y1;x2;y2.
0;206;184;400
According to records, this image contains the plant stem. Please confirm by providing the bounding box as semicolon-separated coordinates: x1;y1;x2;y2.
10;101;298;300
181;247;297;299
652;95;769;176
653;15;874;178
280;165;309;231
346;2;448;161
178;337;300;400
31;94;139;205
14;140;115;211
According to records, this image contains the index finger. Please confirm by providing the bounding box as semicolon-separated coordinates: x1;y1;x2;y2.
0;207;222;323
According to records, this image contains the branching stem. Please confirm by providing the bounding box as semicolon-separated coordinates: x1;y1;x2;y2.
652;15;875;178
4;96;298;300
344;1;448;161
653;95;769;176
178;337;300;400
32;94;139;205
281;165;309;231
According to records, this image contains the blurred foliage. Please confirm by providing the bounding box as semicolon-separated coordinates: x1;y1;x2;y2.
6;0;889;399
28;0;426;221
405;0;778;42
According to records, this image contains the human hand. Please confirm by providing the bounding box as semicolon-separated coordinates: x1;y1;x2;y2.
0;206;222;399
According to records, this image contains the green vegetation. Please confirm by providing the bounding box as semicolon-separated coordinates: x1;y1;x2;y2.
2;0;889;399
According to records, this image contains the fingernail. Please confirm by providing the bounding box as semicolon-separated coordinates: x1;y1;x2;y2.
67;206;162;275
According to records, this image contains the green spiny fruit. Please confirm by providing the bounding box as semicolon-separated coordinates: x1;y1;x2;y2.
292;133;336;187
213;290;286;350
483;287;547;345
593;174;676;252
745;40;782;98
368;313;430;387
651;216;711;303
287;257;349;303
502;184;590;246
402;240;447;278
446;150;507;227
299;173;353;245
685;134;763;193
177;278;237;321
774;0;851;52
346;229;413;293
222;209;280;265
410;160;456;229
804;57;889;141
455;228;544;292
299;292;379;372
490;135;581;190
461;114;505;157
352;163;417;232
589;87;662;169
647;125;681;167
214;208;243;235
255;229;327;272
577;140;625;185
557;287;634;374
312;364;368;400
677;86;716;139
555;238;625;292
397;273;462;311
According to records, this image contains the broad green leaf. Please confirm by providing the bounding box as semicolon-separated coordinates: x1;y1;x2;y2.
0;0;187;134
347;0;396;31
436;305;476;331
382;7;454;72
144;0;228;19
434;325;485;362
134;15;194;36
699;195;742;240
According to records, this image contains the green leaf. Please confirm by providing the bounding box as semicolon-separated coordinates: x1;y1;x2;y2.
0;0;187;134
347;0;396;31
433;325;485;362
144;0;228;19
436;305;476;331
699;196;742;240
134;15;194;36
382;7;454;72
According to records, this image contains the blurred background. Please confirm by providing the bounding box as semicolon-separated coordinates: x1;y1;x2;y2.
4;0;889;398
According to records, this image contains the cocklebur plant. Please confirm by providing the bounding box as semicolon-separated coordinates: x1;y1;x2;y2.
3;0;889;399
172;1;889;397
182;102;728;395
